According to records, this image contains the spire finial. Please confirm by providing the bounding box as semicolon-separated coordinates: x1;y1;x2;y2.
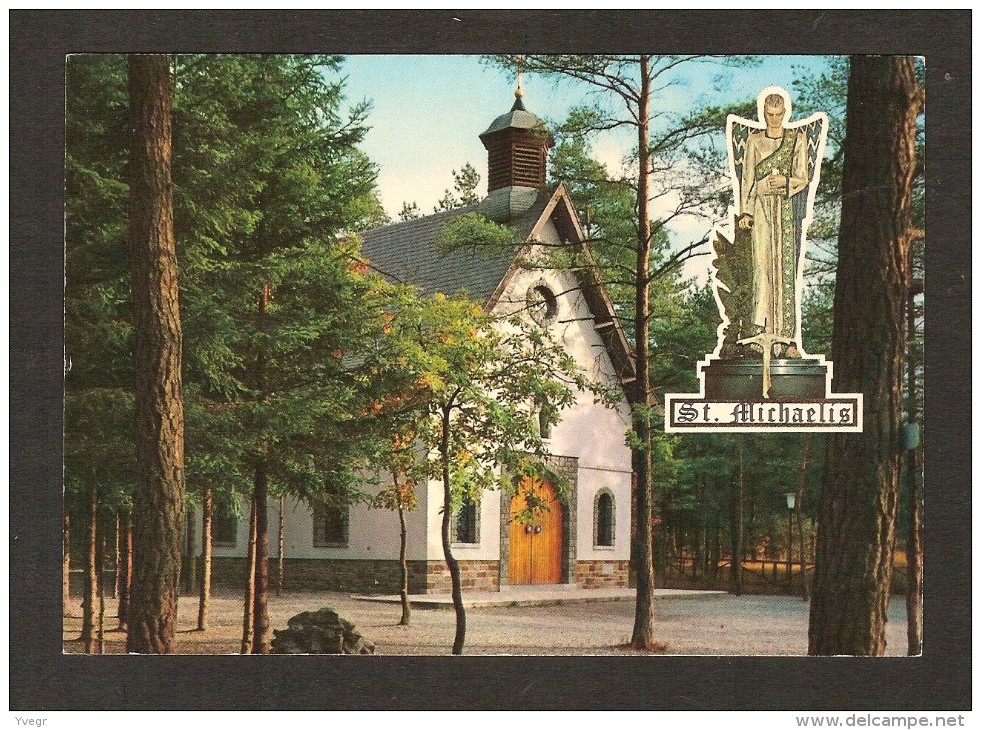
510;55;527;111
515;55;524;99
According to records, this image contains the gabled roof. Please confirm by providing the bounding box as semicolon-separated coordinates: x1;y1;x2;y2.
359;185;556;302
359;183;638;396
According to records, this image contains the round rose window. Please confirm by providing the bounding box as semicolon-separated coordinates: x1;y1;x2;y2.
527;284;558;326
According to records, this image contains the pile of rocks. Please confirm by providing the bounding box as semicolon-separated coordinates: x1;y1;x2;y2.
270;607;376;654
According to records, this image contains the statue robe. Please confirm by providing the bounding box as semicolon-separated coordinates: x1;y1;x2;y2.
740;128;809;341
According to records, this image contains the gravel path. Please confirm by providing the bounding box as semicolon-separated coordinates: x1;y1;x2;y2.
63;589;910;656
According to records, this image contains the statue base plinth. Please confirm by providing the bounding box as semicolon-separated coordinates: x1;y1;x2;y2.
665;357;862;431
701;358;828;401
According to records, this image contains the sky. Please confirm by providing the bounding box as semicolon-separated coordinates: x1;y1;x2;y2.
339;54;836;277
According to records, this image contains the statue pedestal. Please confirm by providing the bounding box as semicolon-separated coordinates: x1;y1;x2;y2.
701;358;829;401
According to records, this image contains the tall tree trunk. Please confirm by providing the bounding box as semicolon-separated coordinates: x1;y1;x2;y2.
905;281;923;655
631;54;657;651
113;512;121;599
125;53;185;655
711;513;721;580
82;484;97;652
98;523;106;654
694;489;705;579
808;56;920;656
797;438;811;601
241;493;257;654
249;280;272;654
398;502;411;626
197;486;212;631
184;504;196;594
277;494;285;597
63;512;71;617
440;401;466;655
118;512;132;630
252;462;271;654
731;448;744;595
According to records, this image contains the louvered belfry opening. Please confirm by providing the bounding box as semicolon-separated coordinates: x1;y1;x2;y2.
484;129;549;191
479;97;553;194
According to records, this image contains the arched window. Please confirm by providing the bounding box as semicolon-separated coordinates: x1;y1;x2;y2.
594;490;615;548
452;495;480;545
313;501;349;547
213;497;238;547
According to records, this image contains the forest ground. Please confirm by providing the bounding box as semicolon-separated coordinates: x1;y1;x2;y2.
63;588;911;656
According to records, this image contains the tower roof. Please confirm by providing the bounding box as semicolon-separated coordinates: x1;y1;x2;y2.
479;100;546;139
479;94;553;194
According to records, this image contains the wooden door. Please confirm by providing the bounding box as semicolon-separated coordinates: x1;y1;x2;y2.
509;477;563;585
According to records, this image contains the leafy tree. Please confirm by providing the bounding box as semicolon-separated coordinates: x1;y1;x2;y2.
381;290;597;654
490;54;756;649
358;292;455;627
808;55;922;656
370;431;422;626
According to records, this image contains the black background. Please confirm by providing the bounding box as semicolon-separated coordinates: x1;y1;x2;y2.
10;10;971;711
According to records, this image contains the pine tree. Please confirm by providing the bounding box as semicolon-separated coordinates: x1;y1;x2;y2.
808;55;922;656
491;54;753;649
125;53;185;654
169;55;396;653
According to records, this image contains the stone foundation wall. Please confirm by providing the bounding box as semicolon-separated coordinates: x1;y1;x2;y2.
574;560;630;588
422;559;500;593
210;557;500;594
210;557;428;594
209;557;624;593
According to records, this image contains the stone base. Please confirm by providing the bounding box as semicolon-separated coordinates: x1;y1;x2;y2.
209;557;500;595
701;358;828;401
209;557;632;594
574;560;630;588
422;560;500;593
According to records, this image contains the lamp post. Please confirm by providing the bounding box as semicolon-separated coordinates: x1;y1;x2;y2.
785;492;796;589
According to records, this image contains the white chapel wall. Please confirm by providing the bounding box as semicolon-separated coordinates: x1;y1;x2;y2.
190;476;431;562
489;218;634;563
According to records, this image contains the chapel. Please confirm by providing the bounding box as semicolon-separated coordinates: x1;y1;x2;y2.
199;85;637;594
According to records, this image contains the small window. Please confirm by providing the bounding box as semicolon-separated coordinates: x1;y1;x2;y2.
452;495;479;545
527;283;558;326
594;490;615;548
313;501;349;547
213;502;238;547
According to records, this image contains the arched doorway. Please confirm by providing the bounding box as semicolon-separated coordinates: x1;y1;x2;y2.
509;477;563;585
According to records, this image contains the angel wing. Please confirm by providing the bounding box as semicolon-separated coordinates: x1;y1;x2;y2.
790;116;826;260
729;119;753;194
799;116;826;185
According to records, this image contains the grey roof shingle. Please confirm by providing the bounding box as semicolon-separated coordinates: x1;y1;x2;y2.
359;185;558;303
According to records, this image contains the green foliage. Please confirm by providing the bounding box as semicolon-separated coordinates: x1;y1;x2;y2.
64;388;136;514
65;55;134;513
437;212;522;254
398;201;421;221
434;162;482;212
405;293;595;513
169;55;405;513
66;54;400;524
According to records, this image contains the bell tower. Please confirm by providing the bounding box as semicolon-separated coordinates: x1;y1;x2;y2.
478;78;553;194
